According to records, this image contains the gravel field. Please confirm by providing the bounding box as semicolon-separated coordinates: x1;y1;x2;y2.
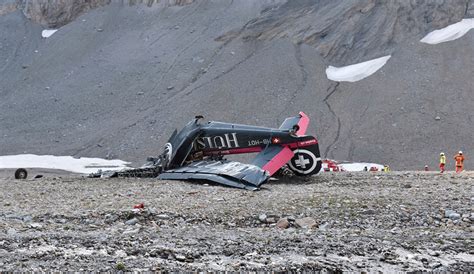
0;171;473;271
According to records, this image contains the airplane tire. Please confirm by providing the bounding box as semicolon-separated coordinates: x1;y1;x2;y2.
15;168;28;179
288;149;321;176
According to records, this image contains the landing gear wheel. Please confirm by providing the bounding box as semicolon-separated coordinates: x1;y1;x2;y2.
161;143;173;169
288;149;321;176
15;168;28;179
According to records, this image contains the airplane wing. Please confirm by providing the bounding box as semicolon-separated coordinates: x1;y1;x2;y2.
158;160;269;190
278;111;309;136
251;145;294;176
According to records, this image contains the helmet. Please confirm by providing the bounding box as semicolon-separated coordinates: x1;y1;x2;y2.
440;152;444;156
459;151;463;154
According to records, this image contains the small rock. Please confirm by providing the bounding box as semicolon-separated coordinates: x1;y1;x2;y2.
361;209;375;215
30;223;43;229
7;228;16;235
403;184;412;188
22;65;28;69
258;214;267;222
157;214;170;220
276;218;289;229
115;250;127;258
97;28;104;32
266;217;277;223
319;222;330;231
122;228;140;235
137;91;144;95
125;218;139;225
23;216;33;222
105;214;118;223
435;116;441;121
167;86;174;90
295;217;317;229
448;213;461;220
45;86;50;90
444;209;455;218
175;254;186;261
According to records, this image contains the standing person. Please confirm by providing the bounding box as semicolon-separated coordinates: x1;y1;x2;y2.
439;152;446;173
454;151;465;173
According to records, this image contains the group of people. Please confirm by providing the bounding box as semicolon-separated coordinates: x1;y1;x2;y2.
361;151;466;173
439;151;465;173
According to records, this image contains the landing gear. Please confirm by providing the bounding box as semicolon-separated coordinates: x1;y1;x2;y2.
15;168;28;179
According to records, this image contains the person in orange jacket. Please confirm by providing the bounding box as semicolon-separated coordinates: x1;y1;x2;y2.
454;151;465;173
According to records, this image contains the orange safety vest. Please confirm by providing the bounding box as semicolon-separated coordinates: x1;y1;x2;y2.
454;154;465;167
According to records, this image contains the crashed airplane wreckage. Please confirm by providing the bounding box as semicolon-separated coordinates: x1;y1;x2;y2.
91;112;322;190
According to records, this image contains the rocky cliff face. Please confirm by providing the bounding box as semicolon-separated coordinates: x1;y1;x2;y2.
13;0;195;27
224;0;471;65
0;1;16;16
14;0;110;27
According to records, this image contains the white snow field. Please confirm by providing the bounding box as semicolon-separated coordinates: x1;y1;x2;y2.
421;18;474;44
338;162;384;172
0;154;130;174
41;29;58;38
325;55;391;82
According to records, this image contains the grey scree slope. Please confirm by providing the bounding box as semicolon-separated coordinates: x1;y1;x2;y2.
0;0;473;170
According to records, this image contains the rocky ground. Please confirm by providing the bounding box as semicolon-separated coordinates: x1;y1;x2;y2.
0;171;472;271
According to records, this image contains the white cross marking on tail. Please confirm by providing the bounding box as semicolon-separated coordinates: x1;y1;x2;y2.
295;154;310;169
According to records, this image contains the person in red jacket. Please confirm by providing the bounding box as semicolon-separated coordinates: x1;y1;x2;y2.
454;151;465;173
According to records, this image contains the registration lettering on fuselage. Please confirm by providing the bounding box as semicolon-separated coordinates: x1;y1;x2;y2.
248;139;270;146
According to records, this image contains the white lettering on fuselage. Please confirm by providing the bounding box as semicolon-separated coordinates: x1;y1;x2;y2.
198;133;239;149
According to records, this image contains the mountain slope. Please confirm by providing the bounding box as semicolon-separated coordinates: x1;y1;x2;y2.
0;0;472;170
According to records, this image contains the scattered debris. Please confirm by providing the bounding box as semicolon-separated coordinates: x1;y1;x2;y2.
133;203;145;209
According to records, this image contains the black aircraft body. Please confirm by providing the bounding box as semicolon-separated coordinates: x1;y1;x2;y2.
93;112;322;190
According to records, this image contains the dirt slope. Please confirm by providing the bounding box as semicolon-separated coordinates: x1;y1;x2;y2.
0;0;473;170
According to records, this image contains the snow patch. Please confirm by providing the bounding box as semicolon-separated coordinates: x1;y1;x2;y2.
338;162;384;172
326;55;391;82
41;29;58;38
421;19;474;44
0;154;130;174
